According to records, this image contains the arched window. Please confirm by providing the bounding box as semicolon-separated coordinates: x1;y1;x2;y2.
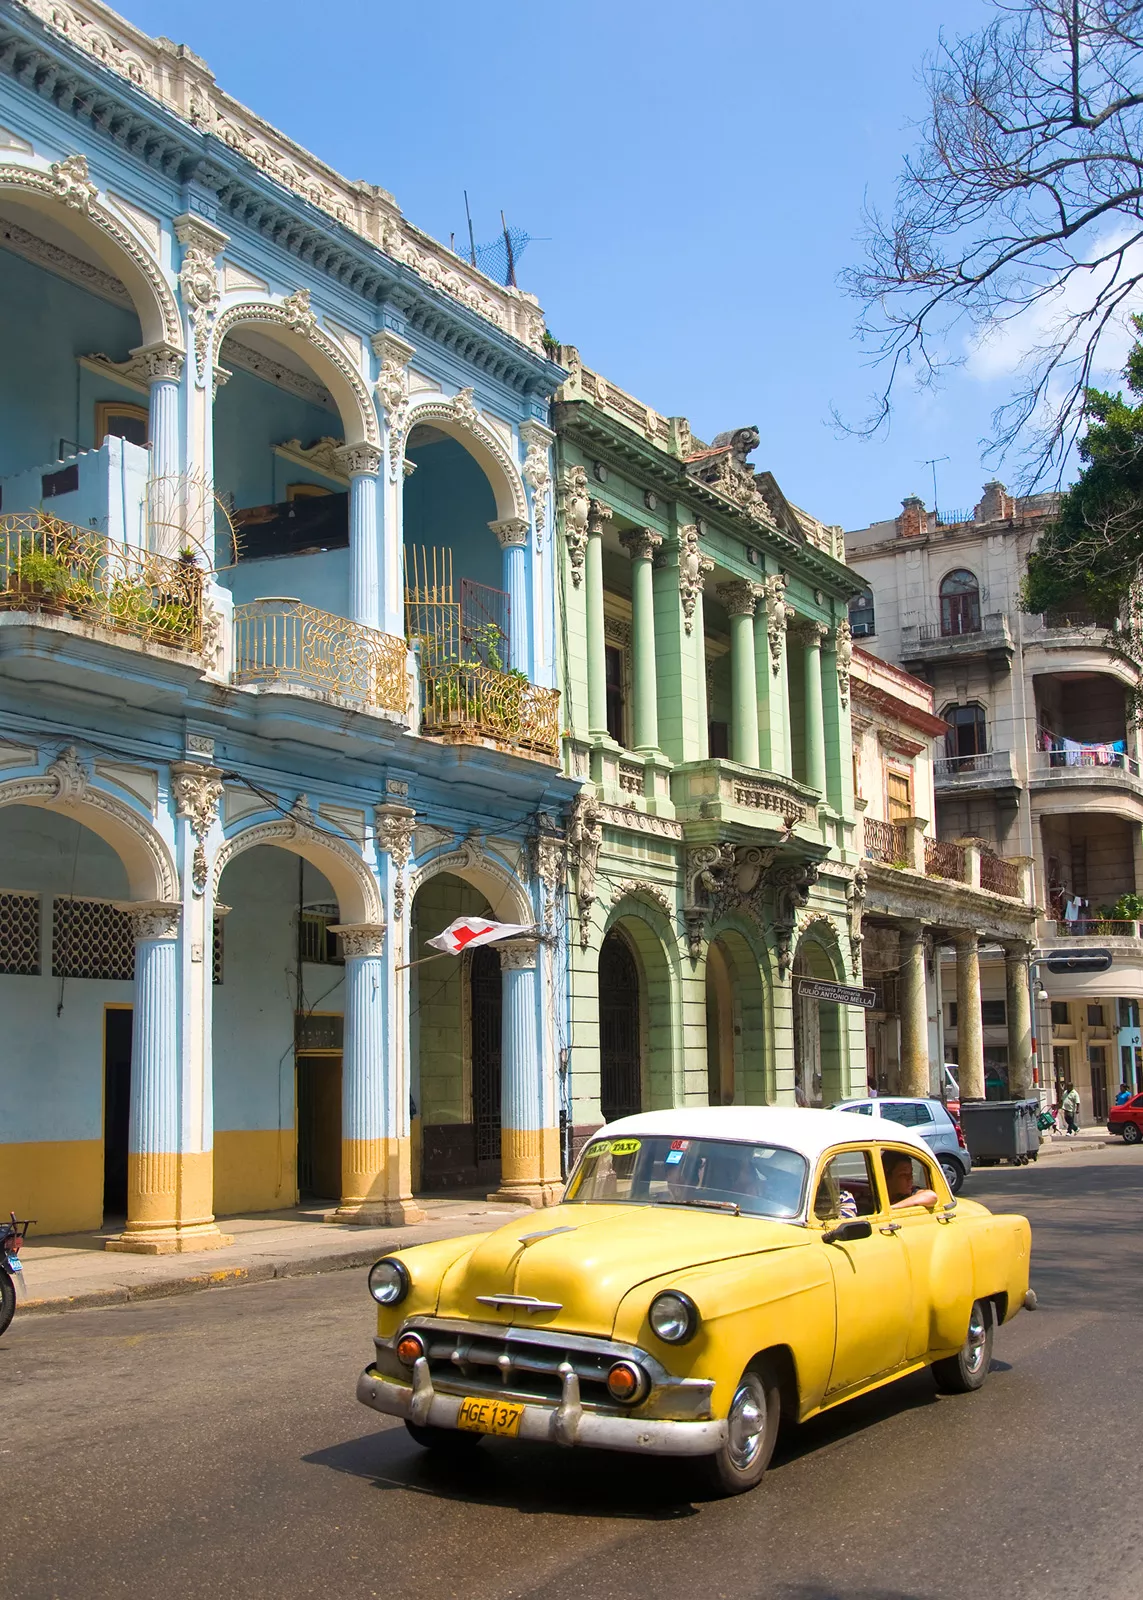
939;570;981;636
849;589;875;637
943;702;987;763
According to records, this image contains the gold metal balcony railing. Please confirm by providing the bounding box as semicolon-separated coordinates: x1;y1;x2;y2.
232;598;409;715
0;512;202;650
420;662;560;760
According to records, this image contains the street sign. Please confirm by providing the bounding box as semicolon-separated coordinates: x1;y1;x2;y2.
1044;948;1113;974
796;978;878;1008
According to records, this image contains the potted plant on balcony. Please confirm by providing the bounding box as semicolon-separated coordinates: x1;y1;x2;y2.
6;539;72;612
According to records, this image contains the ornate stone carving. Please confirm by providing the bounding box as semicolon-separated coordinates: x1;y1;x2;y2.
403;396;527;518
50;153;97;213
46;745;88;803
498;938;539;972
520;421;554;551
210;819;383;924
133;342;184;384
339;442;383;477
717;579;763;617
612;879;674;920
171;762;223;896
281;287;317;336
375;803;415;919
569;792;603;949
227;341;333;410
846;865;867;970
791;617;829;648
175;216;224;386
712;426;761;466
594;802;683;840
682;842;737;959
678;525;713;635
372;330;415;483
620;527;662;563
587;498;612;543
604;615;631;649
451;386;480;430
559;465;590;585
329;923;386;959
120;901;182;942
274;437;348;483
532;831;567;931
763;575;790;675
833;618;853;708
768;861;820;979
490;517;529;549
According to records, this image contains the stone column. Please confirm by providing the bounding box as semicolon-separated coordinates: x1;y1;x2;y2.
370;803;424;1223
491;939;560;1206
620;526;663;755
759;575;791;776
954;932;986;1100
585;498;612;739
796;619;829;796
898;920;930;1098
134;343;184;554
718;580;763;768
328;923;391;1223
1005;941;1035;1098
491;517;531;673
342;444;384;632
107;903;224;1254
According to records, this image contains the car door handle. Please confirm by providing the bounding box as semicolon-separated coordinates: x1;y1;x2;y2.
879;1222;902;1234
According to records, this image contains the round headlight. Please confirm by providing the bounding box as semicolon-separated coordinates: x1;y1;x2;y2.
606;1360;649;1404
649;1290;699;1344
368;1256;410;1306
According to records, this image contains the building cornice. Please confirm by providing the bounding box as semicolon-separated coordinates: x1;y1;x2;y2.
0;0;564;397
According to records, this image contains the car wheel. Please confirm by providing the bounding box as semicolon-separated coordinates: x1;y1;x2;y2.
938;1154;964;1194
404;1420;484;1453
700;1361;781;1496
932;1299;994;1394
1123;1122;1142;1145
0;1272;14;1339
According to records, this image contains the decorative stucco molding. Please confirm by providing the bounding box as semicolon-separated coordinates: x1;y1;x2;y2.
375;803;415;920
559;465;590;585
678;525;714;635
372;330;416;482
763;575;790;675
171;761;223;896
520;421;554;552
117;900;182;942
329;923;386;959
174;212;228;386
832;618;853;708
211;814;383;925
620;527;662;563
718;579;764;617
611;878;675;921
569;792;603;950
531;831;567;931
402;392;528;520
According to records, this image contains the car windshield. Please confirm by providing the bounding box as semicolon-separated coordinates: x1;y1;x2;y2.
564;1135;809;1219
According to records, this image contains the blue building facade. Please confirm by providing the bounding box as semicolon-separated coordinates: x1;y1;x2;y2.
0;0;576;1245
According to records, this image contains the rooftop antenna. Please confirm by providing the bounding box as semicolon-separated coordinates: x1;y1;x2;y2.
463;190;477;268
500;209;517;287
919;455;949;515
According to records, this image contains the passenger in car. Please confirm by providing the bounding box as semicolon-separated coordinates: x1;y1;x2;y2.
882;1150;939;1209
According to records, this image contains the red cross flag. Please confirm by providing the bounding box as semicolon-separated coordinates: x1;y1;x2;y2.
425;917;535;956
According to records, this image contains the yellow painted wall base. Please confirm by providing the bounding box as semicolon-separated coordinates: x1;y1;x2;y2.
107;1150;232;1254
213;1129;298;1216
0;1139;103;1235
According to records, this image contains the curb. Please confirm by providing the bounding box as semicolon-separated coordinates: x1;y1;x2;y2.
19;1245;381;1317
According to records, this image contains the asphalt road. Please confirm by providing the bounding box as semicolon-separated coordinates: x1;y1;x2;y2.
5;1146;1141;1600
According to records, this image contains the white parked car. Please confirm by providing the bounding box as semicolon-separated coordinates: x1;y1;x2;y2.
832;1097;972;1194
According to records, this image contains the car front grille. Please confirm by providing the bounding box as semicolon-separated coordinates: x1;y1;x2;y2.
413;1321;619;1408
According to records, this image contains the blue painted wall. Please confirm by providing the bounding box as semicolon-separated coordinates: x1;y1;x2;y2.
223;547;350;615
404;434;500;596
213;360;343;515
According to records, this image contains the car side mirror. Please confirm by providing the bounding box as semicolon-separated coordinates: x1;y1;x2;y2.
822;1218;873;1245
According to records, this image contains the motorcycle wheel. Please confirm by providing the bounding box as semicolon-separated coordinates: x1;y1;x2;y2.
0;1272;16;1338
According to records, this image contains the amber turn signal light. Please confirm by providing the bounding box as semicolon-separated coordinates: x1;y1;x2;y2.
396;1332;426;1367
606;1360;648;1404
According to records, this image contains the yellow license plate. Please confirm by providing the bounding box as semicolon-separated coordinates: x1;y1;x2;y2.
456;1396;525;1438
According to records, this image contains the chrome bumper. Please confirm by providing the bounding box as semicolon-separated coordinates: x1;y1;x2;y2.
357;1357;727;1458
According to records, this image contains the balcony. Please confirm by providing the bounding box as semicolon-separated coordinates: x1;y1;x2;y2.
864;816;907;866
0;512;202;651
670;760;821;837
232;598;408;716
862;816;1023;899
900;612;1013;677
934;749;1022;798
1029;748;1143;806
1054;918;1143;938
419;662;560;762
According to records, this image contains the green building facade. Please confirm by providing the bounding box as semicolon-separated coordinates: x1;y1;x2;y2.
552;348;869;1149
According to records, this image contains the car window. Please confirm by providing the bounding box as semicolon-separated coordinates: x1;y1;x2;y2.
565;1135;808;1218
881;1102;921;1127
812;1150;879;1222
838;1103;873;1116
1132;1095;1143;1108
879;1148;940;1208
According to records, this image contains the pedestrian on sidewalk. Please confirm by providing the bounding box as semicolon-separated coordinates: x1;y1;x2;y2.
1115;1082;1133;1106
1062;1083;1081;1136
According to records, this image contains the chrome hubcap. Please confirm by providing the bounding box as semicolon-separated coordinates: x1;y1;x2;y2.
963;1303;988;1374
726;1380;766;1470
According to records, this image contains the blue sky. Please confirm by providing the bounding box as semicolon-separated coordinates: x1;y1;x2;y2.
122;0;1028;530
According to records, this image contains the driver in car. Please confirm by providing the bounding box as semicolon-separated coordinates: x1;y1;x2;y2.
882;1150;939;1209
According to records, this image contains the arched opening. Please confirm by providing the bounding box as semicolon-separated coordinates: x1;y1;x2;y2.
409;870;503;1192
212;845;350;1214
706;930;768;1105
792;932;845;1107
939;569;981;637
0;188;156;547
599;928;642;1123
0;804;135;1234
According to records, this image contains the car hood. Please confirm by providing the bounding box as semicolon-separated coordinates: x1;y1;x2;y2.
434;1202;809;1337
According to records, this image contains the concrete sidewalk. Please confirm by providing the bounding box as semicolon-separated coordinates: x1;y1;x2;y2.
14;1198;530;1317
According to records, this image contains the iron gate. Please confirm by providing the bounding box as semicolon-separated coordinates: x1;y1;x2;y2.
599;933;641;1123
471;945;502;1164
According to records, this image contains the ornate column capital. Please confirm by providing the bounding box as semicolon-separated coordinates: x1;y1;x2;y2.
1002;938;1034;961
117;901;182;942
339;442;383;477
171;762;224;896
587;498;613;538
559;465;590;586
329;923;387;959
620;526;663;562
791;617;829;648
718;579;764;617
131;341;184;384
370;328;416;369
490;517;529;549
678;524;714;635
498;937;538;971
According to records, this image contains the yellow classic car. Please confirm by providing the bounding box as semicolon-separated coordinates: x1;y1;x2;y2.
356;1106;1033;1494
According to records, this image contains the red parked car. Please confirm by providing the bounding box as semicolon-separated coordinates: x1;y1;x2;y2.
1108;1093;1143;1144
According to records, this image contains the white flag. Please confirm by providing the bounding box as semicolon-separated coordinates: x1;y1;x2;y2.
426;917;535;956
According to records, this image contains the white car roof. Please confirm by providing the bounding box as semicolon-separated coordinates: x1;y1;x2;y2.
595;1105;932;1164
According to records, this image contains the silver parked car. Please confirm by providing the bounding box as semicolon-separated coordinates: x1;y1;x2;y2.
831;1097;972;1194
